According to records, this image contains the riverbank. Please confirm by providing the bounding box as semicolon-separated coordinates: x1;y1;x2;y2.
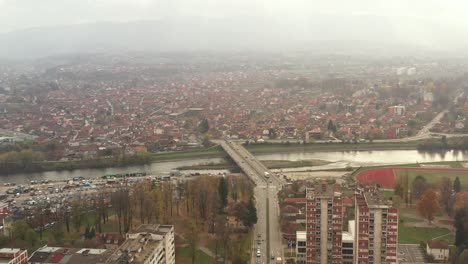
244;141;420;154
0;146;225;175
176;159;331;170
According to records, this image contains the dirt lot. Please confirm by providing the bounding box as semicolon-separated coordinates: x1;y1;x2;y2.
283;171;346;180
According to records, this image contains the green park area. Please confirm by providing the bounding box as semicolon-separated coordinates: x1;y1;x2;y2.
394;169;468;186
398;224;454;244
397;212;454;244
176;245;214;264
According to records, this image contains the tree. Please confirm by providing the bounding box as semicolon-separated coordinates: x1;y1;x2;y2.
195;176;217;222
218;176;229;209
417;189;440;224
12;220;30;240
202;136;211;148
396;171;410;205
454;192;468;211
233;199;257;228
268;128;277;139
455;206;468;248
412;175;428;200
197;118;209;133
84;226;90;239
438;177;454;215
25;229;38;247
71;200;86;232
187;221;200;264
327;119;337;133
455;177;462;193
245;198;258;227
161;181;174;221
111;186;133;234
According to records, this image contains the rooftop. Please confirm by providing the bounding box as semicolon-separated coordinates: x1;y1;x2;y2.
107;224;173;264
28;247;113;264
363;189;392;208
306;184;341;199
427;239;449;249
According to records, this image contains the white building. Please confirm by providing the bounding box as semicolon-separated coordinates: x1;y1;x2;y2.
426;240;449;261
0;248;28;264
107;224;175;264
296;230;306;264
342;220;355;264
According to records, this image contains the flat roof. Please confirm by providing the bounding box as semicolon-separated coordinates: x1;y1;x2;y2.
28;247;112;264
0;248;20;254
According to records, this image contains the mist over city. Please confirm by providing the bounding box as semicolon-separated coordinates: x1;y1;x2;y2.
1;1;468;264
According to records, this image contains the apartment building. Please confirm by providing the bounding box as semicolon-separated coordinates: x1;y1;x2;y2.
0;248;28;264
306;184;343;264
355;187;398;264
107;224;175;264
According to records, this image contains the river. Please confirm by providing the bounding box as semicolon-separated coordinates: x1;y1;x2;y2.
2;150;467;184
257;149;468;172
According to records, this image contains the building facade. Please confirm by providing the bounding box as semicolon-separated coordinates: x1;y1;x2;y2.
342;220;355;264
0;248;28;264
355;187;398;264
296;230;307;264
426;240;449;261
306;184;343;264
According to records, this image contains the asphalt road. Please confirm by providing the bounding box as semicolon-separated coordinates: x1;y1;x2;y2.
215;140;284;264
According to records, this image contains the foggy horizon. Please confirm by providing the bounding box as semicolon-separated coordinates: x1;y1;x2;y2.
2;0;468;59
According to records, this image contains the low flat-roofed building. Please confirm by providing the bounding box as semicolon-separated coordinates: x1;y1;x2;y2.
28;247;112;264
106;224;175;264
0;248;28;264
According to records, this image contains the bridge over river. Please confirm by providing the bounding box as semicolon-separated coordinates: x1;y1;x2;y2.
214;140;284;264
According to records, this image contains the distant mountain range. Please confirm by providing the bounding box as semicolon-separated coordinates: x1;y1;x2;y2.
1;15;467;59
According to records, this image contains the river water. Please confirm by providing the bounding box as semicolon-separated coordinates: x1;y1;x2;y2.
2;150;467;184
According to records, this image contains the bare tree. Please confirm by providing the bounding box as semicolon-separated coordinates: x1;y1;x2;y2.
438;177;454;215
111;185;133;234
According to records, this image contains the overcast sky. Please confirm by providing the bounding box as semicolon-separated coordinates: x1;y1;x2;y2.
1;0;468;33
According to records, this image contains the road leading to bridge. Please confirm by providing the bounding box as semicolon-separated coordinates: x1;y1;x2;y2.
215;140;284;264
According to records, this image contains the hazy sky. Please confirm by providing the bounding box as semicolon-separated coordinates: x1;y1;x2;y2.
1;0;468;33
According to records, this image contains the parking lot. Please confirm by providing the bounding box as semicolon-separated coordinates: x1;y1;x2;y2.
398;244;425;263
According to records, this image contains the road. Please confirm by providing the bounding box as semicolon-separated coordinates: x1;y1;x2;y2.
215;140;284;264
106;99;114;116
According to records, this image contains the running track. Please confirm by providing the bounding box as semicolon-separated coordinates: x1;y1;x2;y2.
355;167;468;188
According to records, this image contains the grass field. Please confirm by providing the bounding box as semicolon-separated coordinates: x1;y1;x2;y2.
398;224;454;244
176;245;214;264
394;169;468;186
207;239;225;257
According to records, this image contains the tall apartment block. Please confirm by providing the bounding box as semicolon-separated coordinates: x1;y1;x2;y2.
306;184;343;264
355;187;398;264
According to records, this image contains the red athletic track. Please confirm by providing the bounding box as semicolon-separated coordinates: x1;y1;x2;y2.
355;167;468;188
